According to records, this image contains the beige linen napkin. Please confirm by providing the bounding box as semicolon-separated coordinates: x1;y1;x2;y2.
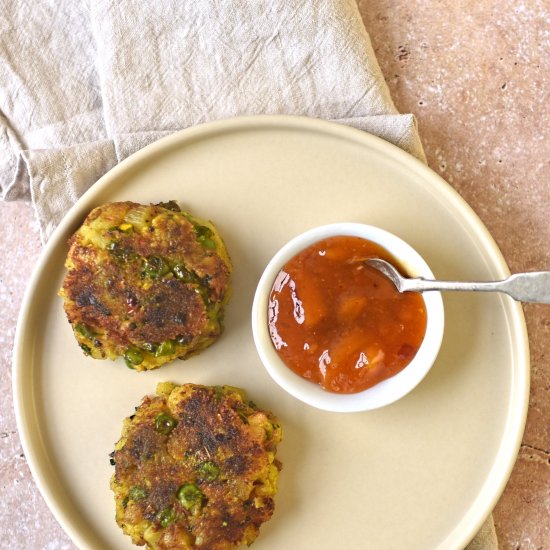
1;0;424;242
0;0;496;547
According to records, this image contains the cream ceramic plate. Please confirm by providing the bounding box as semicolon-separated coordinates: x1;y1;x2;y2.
13;116;529;550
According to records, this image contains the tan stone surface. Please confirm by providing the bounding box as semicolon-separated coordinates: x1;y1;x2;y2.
1;1;548;548
359;0;550;547
0;202;71;548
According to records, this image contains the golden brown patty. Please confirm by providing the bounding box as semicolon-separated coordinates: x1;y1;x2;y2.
111;383;282;549
59;201;231;370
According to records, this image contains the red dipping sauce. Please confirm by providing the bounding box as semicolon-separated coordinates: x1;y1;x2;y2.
268;236;428;394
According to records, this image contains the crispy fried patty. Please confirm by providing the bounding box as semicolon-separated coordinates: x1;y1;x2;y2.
59;201;231;370
111;383;282;549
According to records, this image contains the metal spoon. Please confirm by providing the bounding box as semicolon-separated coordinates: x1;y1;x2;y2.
365;258;550;304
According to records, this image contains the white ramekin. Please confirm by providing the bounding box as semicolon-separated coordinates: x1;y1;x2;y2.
251;223;445;412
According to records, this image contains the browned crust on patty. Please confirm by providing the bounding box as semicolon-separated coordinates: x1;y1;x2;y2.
59;201;231;370
111;383;282;549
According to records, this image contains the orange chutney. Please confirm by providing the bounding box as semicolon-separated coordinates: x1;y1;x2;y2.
268;236;428;394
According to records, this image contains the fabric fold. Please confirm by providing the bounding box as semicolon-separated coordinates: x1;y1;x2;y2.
21;140;117;240
1;0;426;243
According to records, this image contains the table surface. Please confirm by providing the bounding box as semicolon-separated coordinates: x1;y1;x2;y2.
1;1;548;548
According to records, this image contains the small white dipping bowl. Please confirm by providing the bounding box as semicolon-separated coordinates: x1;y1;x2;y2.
251;223;445;412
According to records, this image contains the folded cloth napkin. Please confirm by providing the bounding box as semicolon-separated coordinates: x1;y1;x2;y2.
1;0;425;242
0;0;496;547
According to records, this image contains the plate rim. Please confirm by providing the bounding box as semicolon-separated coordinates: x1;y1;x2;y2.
12;114;530;550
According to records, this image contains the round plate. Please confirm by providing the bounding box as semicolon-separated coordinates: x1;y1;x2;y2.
13;115;529;550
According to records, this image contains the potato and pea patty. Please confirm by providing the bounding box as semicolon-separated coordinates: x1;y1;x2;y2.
59;201;231;370
111;383;282;549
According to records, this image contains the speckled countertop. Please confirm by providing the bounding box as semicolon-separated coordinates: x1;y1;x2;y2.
1;1;548;548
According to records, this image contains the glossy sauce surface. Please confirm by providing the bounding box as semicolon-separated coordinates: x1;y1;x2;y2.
268;236;428;394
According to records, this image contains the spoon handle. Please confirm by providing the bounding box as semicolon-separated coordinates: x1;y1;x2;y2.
403;272;550;304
